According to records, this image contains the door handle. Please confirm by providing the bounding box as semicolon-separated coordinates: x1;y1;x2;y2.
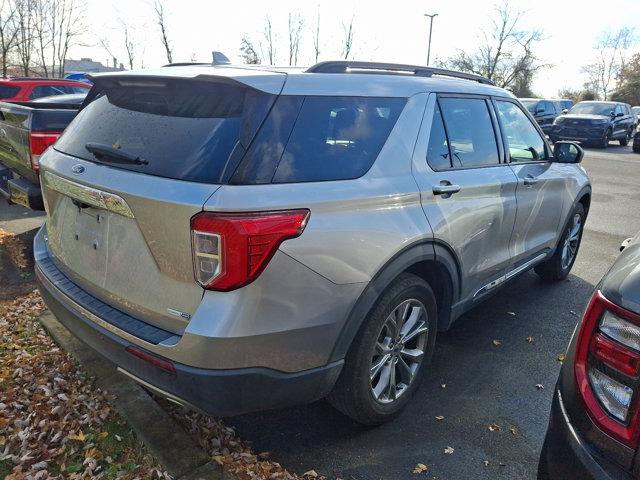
432;183;461;196
523;175;539;186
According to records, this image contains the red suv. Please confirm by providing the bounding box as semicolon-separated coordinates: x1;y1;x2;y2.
0;78;90;101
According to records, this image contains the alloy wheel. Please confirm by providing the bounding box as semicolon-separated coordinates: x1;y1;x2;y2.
561;213;582;270
370;299;429;404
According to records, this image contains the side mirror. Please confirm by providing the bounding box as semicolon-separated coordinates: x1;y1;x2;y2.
553;141;584;164
562;109;569;114
616;111;624;117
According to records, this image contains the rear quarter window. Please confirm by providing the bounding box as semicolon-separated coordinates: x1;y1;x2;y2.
272;97;405;182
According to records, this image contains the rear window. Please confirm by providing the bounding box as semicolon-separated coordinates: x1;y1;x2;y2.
29;85;89;99
0;85;20;98
54;79;274;184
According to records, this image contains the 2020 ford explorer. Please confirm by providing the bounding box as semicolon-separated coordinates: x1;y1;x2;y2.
35;61;592;424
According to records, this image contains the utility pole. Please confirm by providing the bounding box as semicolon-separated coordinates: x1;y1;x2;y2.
424;13;438;66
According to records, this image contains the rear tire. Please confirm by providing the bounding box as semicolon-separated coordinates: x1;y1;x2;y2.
535;203;585;282
328;273;437;425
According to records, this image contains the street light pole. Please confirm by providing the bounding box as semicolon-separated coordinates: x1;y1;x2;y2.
424;13;438;66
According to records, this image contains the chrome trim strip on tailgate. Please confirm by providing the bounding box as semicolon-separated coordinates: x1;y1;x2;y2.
42;170;135;218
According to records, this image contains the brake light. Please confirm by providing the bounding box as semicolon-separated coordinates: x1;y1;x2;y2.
29;131;61;171
575;291;640;447
191;209;310;291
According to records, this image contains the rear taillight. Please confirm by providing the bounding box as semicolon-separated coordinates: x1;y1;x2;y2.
29;131;61;171
575;291;640;447
190;209;310;291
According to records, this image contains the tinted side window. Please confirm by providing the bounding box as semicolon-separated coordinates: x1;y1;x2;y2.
439;97;500;168
426;104;451;171
544;101;556;114
272;96;405;183
495;101;546;162
0;85;20;98
30;85;89;99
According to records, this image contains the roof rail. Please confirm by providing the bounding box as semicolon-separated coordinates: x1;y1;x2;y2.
306;61;494;85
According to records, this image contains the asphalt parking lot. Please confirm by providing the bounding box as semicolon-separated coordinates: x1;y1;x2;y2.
1;144;638;480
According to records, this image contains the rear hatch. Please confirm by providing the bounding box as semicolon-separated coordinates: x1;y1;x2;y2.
39;69;285;333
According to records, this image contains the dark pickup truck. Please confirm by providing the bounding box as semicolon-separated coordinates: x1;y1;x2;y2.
0;93;85;209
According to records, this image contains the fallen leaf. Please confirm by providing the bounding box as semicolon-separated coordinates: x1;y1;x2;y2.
557;353;566;362
510;426;518;435
507;311;516;316
535;384;544;390
303;470;318;478
488;423;501;432
435;416;445;421
483;460;490;466
67;431;86;442
441;384;446;389
570;310;578;316
98;431;109;439
492;339;502;347
526;336;534;343
444;446;454;454
413;463;428;474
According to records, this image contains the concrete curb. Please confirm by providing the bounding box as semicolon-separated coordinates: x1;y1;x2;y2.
38;310;224;480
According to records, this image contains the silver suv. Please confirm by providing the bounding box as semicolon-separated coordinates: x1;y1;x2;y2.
35;61;591;424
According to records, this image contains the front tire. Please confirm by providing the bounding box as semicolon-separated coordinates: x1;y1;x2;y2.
535;203;585;282
328;273;437;425
620;130;631;146
600;129;611;148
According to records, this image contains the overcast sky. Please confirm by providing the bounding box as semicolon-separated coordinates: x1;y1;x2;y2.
74;0;640;97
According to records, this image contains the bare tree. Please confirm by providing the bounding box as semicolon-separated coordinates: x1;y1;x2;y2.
0;0;18;77
311;6;320;62
287;12;303;66
262;16;275;65
440;1;546;93
583;28;635;100
154;0;172;63
239;35;260;64
341;16;354;60
14;0;33;76
122;19;135;69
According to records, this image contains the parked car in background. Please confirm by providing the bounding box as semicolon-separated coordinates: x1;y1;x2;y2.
633;131;640;153
0;78;90;102
520;98;558;134
550;101;636;148
538;232;640;480
35;61;591;425
0;93;86;209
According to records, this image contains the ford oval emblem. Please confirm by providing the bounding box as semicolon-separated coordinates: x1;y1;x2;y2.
71;165;85;174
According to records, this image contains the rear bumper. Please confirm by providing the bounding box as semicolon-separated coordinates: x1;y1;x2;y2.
35;233;343;417
537;388;633;480
0;168;43;210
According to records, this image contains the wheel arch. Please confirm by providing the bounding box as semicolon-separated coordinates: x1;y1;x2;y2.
328;240;461;363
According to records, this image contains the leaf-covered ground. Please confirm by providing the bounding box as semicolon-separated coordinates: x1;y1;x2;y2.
0;292;169;479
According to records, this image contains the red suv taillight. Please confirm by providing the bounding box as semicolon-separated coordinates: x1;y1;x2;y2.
190;209;310;291
575;290;640;447
29;131;61;171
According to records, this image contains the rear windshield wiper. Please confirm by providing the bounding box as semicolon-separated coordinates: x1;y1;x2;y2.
85;143;149;166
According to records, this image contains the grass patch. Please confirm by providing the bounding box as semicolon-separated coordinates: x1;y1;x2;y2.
0;458;13;478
